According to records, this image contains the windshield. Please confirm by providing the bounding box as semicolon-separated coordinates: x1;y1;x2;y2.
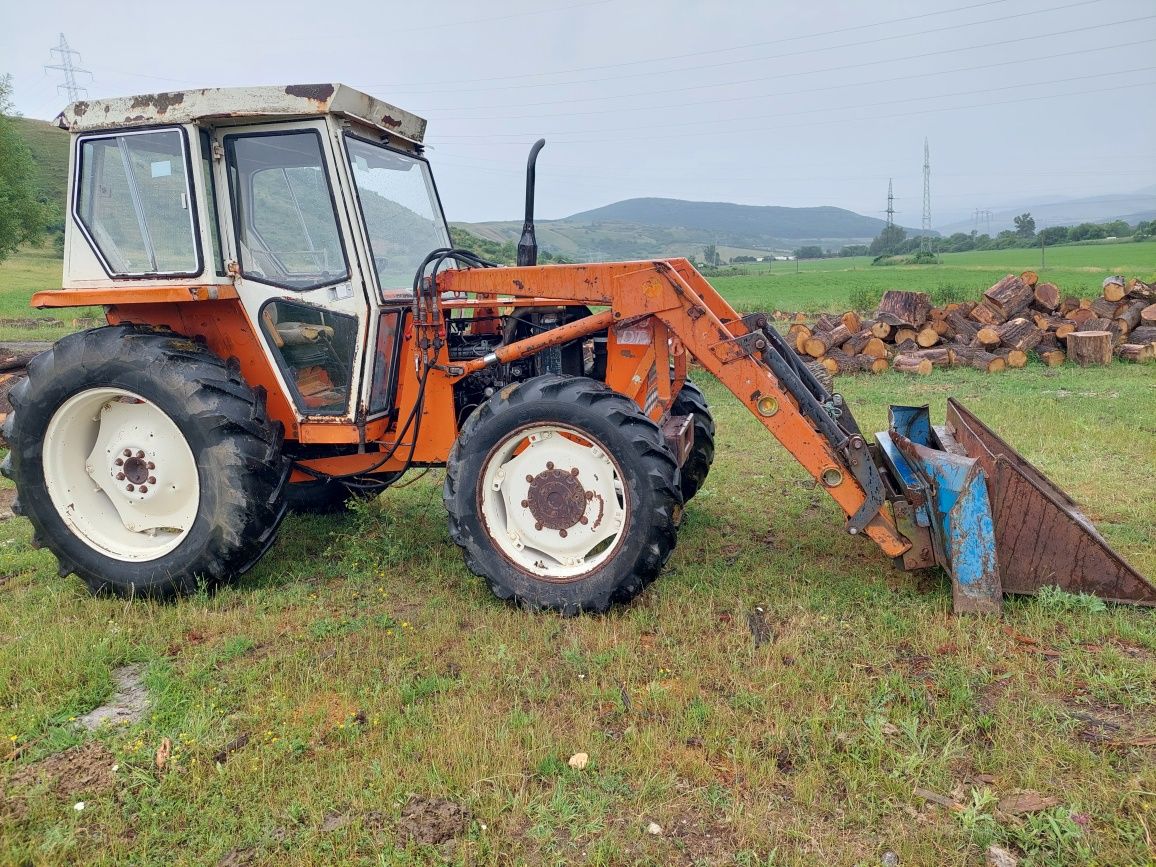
345;137;450;291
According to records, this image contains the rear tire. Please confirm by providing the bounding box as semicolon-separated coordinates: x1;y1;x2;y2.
670;378;715;502
444;375;680;614
1;325;289;599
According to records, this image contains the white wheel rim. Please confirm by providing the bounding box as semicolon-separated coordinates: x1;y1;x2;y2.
479;423;628;582
43;387;201;562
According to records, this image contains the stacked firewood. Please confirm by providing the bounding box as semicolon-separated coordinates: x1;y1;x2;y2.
788;274;1156;375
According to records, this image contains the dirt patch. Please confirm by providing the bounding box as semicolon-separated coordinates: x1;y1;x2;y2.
665;811;739;865
76;663;149;730
216;848;256;866
7;741;116;800
0;488;16;522
396;796;471;846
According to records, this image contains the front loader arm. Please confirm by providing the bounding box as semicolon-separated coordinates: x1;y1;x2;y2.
438;259;911;559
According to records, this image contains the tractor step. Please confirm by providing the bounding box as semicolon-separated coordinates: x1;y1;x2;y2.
876;401;1156;614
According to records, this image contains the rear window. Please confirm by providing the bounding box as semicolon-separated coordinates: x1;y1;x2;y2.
75;128;200;276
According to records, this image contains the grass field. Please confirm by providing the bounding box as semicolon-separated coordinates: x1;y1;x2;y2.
0;245;101;343
2;363;1154;865
711;239;1156;314
2;239;1154;344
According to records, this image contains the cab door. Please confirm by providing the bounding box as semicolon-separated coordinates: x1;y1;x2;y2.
214;121;372;429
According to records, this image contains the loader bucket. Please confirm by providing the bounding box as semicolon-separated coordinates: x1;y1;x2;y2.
875;400;1156;614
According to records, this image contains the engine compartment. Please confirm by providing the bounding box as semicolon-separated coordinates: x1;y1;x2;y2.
447;307;607;424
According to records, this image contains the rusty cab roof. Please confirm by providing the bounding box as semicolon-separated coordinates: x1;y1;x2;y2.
55;83;426;144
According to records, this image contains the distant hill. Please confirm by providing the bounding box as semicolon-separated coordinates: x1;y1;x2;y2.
10;117;69;228
458;197;926;261
566;198;897;239
937;191;1156;236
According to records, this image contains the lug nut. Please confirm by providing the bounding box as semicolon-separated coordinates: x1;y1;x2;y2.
585;491;594;501
559;529;568;538
116;472;125;481
570;467;579;476
520;499;529;508
148;477;157;485
579;516;588;525
123;448;132;457
126;484;135;492
139;485;148;493
526;474;534;483
535;522;543;531
546;461;554;470
136;450;145;459
115;458;124;466
147;462;155;470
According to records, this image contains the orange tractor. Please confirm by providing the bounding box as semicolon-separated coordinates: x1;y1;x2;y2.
3;84;1152;614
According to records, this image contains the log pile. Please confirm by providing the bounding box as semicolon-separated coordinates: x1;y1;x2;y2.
0;348;34;440
788;274;1156;376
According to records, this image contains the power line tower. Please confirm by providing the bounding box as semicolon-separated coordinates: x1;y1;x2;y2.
45;33;91;103
920;138;932;254
885;178;895;228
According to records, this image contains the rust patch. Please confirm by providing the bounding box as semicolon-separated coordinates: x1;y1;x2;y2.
285;83;335;102
129;91;186;114
72;100;89;117
590;491;606;530
380;114;403;129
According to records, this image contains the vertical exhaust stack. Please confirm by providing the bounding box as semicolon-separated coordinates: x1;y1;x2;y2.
517;139;546;267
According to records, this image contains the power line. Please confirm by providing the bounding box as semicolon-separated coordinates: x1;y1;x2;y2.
406;11;1153;114
425;76;1156;148
44;33;91;103
428;64;1156;141
423;35;1156;122
369;0;1111;96
378;0;1014;89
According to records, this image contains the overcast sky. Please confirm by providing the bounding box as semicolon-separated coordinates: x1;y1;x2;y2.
3;0;1154;226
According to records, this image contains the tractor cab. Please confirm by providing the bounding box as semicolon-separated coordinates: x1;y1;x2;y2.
57;84;445;427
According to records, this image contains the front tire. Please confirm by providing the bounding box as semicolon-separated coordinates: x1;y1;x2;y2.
1;326;289;598
444;375;681;614
670;378;715;502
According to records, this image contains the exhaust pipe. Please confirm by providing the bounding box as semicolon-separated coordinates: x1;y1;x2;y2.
516;138;546;267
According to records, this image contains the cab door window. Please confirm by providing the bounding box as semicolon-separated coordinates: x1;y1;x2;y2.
225;130;349;290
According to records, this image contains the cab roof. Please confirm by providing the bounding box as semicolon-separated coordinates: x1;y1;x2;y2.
56;83;427;143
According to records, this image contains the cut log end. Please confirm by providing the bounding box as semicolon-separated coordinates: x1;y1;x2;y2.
892;354;933;375
1066;330;1114;366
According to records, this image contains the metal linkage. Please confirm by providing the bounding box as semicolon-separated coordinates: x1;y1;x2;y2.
736;312;884;535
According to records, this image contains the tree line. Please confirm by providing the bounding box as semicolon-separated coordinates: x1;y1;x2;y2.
0;75;47;263
864;212;1152;260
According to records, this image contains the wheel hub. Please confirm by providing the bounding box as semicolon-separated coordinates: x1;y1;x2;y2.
525;464;589;532
110;447;158;496
480;424;627;580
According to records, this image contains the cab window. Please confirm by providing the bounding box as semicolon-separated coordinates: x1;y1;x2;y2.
225;130;349;291
345;136;449;291
75;128;200;276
